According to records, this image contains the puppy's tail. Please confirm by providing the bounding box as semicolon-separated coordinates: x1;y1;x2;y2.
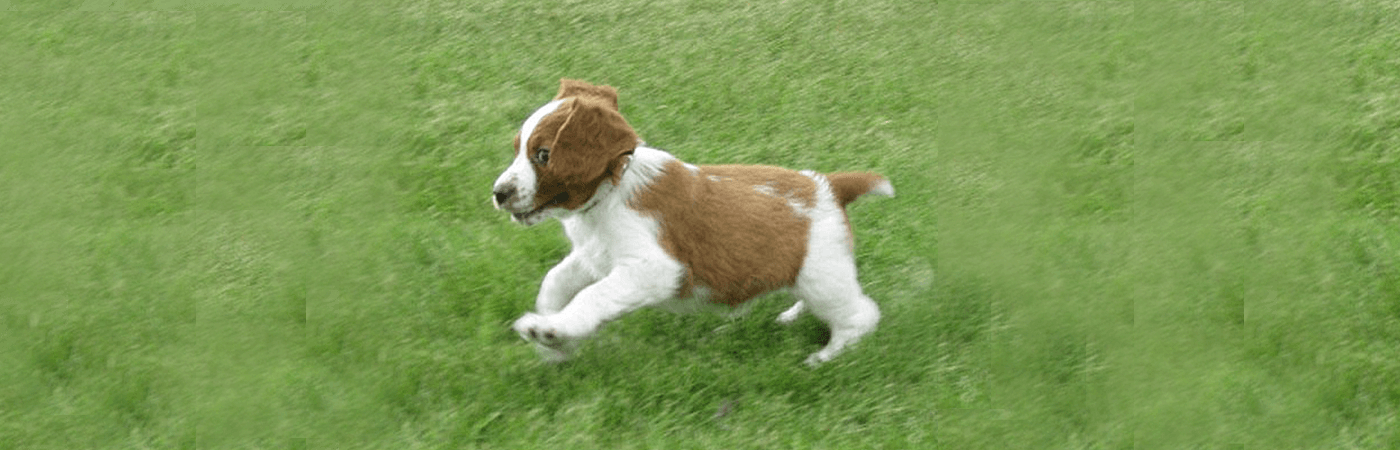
826;172;895;208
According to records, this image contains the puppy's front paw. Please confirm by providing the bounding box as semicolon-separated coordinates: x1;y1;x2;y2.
512;313;568;349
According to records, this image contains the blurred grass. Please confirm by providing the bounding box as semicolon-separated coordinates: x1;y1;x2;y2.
1;1;1398;449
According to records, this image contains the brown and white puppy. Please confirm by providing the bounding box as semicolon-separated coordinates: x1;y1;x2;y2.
492;79;893;365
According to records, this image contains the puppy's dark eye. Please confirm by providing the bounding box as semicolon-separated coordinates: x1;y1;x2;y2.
534;148;550;165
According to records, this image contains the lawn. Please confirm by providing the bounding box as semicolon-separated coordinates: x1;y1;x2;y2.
1;0;1397;448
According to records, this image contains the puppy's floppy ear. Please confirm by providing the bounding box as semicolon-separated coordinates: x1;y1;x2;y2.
556;79;621;111
547;96;638;186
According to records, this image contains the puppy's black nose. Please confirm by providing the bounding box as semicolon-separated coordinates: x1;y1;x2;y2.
493;186;515;206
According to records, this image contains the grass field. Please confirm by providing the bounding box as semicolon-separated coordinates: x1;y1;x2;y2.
2;1;1398;448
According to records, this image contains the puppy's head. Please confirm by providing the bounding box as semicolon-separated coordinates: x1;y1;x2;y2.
492;79;639;225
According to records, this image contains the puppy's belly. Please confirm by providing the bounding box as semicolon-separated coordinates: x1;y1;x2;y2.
647;285;763;317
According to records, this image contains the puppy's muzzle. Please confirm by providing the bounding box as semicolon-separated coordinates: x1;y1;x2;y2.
492;186;517;209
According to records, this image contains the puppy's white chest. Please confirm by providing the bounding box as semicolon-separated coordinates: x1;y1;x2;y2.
561;209;673;281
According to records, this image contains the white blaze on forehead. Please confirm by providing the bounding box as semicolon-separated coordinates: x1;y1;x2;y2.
518;99;567;154
493;99;568;213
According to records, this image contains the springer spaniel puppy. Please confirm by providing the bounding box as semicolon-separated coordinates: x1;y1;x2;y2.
491;79;893;366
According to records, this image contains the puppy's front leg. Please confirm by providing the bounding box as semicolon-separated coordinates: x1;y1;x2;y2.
513;260;680;360
535;254;599;315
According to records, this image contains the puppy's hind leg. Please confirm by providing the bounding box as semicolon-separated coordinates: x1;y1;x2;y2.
776;300;806;324
792;260;880;367
798;291;879;367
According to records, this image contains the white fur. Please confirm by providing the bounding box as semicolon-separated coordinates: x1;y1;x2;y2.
492;99;566;223
505;146;882;366
870;178;896;198
787;171;881;365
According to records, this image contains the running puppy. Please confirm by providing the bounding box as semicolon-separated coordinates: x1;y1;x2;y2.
491;79;893;366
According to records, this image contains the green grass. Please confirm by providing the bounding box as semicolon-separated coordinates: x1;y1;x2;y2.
2;1;1398;448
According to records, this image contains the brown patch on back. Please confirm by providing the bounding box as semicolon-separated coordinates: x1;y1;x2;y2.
631;162;816;305
701;165;817;210
522;80;639;211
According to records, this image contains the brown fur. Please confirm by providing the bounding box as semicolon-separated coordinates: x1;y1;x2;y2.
557;78;621;110
827;172;888;207
702;165;817;209
631;162;817;305
521;80;639;211
825;172;888;250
